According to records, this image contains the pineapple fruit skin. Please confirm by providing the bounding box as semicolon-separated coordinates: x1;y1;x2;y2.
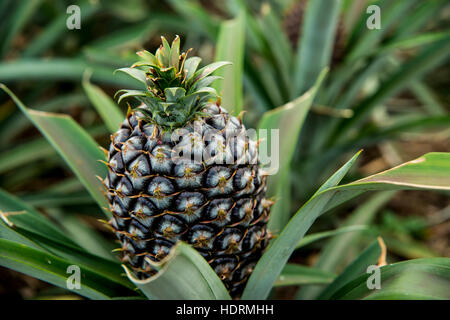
105;103;271;296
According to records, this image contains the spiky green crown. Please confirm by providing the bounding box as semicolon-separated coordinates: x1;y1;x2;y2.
116;36;230;129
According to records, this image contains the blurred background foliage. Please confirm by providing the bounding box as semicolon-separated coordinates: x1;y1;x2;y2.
0;0;449;299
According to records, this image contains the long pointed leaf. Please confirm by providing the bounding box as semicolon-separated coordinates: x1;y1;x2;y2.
213;10;245;114
243;152;450;299
260;69;328;232
1;85;109;217
0;239;136;300
123;242;231;300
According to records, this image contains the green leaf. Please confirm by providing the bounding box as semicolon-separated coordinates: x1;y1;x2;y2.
297;191;395;299
191;61;232;86
0;188;79;248
243;152;450;299
213;10;245;114
0;138;53;174
275;264;336;287
292;0;341;96
0;190;131;288
259;68;328;232
0;59;142;89
1;85;110;217
0;125;105;174
184;57;202;81
22;0;100;57
381;235;438;259
115;67;147;86
257;3;293;101
410;81;447;116
167;0;220;39
242;150;361;300
124;242;231;300
350;152;450;190
331;258;450;300
0;220;132;289
296;225;369;249
0;93;89;144
369;31;450;58
82;74;124;133
44;208;116;261
1;0;42;56
333;38;450;143
0;239;136;300
318;239;382;300
346;0;417;62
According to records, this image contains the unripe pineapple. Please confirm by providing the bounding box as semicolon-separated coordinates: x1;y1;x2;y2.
104;36;272;296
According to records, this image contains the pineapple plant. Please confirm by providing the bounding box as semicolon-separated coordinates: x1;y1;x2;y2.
0;1;449;301
104;36;271;296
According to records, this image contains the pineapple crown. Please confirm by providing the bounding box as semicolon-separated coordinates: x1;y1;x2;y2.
115;35;231;129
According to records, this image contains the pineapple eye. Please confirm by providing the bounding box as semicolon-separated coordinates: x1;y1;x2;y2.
206;114;227;130
205;198;232;226
122;136;146;164
185;225;215;250
109;152;125;172
142;123;158;138
116;177;134;196
147;239;173;261
205;166;232;188
150;145;173;174
147;176;175;209
212;257;238;281
112;128;131;147
175;192;204;212
127;154;151;176
233;261;256;282
215;228;243;252
154;215;185;240
242;226;265;251
233;167;252;190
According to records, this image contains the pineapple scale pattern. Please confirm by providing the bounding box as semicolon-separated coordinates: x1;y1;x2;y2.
105;103;272;296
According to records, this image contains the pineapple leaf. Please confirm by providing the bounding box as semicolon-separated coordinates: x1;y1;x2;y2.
116;89;150;104
82;74;124;133
0;239;137;299
317;239;383;300
123;242;231;300
115;67;147;85
213;10;245;113
243;152;450;299
136;50;160;66
297;191;395;299
275;264;336;287
0;188;80;248
295;225;369;250
170;35;181;69
190;61;232;87
1;85;110;217
192;75;223;92
260;68;328;232
330;258;450;300
184;56;202;81
164;87;186;102
292;0;342;97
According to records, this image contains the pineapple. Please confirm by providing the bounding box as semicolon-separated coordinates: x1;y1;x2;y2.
104;36;272;296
